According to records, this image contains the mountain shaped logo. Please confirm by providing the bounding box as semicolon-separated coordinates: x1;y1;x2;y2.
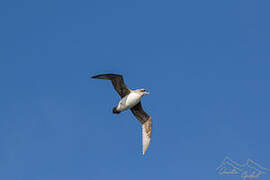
217;156;270;180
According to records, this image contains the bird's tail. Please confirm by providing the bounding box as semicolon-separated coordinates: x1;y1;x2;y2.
112;107;120;114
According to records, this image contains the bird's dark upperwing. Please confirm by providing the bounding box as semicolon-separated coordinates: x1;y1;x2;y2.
91;74;130;98
131;102;152;155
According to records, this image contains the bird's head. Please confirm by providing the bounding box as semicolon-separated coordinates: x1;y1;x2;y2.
136;88;150;96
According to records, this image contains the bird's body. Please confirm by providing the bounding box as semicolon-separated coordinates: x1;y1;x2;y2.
115;91;142;112
91;73;152;155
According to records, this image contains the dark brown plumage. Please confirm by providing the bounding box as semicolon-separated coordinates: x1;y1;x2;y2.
131;102;151;124
91;74;130;98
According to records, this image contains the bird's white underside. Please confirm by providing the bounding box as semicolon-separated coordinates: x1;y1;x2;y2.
116;92;142;112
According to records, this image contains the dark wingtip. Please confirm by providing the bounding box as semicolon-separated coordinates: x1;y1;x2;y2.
91;74;106;79
91;73;123;80
91;75;98;79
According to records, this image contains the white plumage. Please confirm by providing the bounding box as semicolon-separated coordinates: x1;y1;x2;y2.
116;92;143;112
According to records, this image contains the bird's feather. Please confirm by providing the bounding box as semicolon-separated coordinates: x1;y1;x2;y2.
91;74;130;98
142;117;152;155
131;102;152;155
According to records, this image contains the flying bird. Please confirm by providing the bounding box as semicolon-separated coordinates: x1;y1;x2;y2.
91;74;152;155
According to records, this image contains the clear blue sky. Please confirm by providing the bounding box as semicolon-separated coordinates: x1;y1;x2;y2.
1;0;270;179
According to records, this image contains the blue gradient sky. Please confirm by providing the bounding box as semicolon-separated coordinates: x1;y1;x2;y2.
1;0;270;179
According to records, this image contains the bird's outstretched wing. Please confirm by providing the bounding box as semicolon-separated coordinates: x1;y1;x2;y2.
130;102;152;155
91;74;131;98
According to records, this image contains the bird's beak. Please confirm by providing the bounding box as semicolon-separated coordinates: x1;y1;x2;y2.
145;91;150;95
